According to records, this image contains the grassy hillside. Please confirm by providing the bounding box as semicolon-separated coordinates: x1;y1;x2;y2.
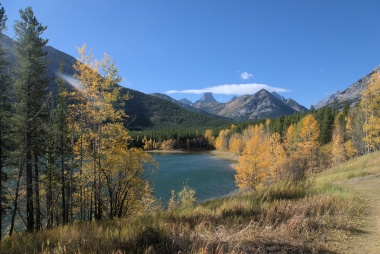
3;151;380;253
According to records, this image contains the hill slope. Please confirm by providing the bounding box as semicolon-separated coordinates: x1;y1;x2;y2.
2;34;231;130
316;65;380;110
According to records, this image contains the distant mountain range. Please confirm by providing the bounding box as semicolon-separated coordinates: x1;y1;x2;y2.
160;90;308;122
314;65;380;110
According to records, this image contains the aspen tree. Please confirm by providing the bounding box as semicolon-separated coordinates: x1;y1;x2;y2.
72;45;157;219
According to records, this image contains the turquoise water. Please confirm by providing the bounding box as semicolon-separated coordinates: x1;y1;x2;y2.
149;152;237;204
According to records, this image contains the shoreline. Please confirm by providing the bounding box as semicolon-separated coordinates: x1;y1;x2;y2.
145;149;194;154
208;150;239;161
145;149;240;162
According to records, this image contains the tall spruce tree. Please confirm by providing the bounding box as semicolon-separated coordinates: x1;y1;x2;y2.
12;7;49;232
0;4;10;240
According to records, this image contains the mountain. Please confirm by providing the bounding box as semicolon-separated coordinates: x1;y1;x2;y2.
2;34;77;94
314;91;341;109
178;98;192;105
227;95;238;103
283;98;308;113
150;93;226;118
190;90;306;121
2;34;231;130
271;92;285;101
218;89;297;121
192;92;225;115
323;65;380;110
194;92;217;104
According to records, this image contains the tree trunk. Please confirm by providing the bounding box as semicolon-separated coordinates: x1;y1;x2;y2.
62;141;67;224
26;130;34;232
10;159;23;236
34;153;41;231
0;109;3;240
46;147;53;228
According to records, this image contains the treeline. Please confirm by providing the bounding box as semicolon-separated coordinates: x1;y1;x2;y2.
128;120;270;150
0;6;159;239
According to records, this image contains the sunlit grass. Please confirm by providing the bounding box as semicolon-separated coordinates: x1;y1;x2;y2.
315;150;380;186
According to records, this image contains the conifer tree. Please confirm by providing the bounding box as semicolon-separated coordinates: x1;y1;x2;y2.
12;7;49;232
0;4;10;240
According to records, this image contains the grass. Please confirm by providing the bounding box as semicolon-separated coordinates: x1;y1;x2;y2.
315;151;380;186
3;151;380;253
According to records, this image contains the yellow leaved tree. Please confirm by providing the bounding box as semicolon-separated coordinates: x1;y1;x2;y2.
296;115;320;173
361;72;380;151
235;124;271;190
70;45;158;220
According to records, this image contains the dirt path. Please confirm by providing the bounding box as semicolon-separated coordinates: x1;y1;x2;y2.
340;174;380;253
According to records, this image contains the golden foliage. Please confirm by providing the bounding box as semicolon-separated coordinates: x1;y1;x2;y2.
297;115;320;171
361;72;380;149
235;124;271;190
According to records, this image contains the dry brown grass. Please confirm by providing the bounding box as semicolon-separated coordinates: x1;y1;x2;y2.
0;177;365;254
6;151;380;253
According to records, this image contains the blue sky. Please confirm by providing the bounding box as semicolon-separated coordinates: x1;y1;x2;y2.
3;0;380;108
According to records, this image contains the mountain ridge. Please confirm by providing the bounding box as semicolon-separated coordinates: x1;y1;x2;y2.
2;34;231;130
317;65;380;110
188;90;306;121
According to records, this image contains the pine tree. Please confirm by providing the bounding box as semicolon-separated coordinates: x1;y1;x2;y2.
12;7;49;232
0;4;10;240
319;107;334;144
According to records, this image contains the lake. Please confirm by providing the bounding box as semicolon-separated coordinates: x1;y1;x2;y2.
149;152;237;204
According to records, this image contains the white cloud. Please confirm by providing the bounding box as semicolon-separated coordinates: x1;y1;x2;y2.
166;83;289;95
240;72;253;80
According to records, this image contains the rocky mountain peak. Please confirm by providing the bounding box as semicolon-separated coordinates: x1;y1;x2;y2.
271;91;285;101
195;92;217;104
314;90;341;109
179;98;192;105
227;95;238;103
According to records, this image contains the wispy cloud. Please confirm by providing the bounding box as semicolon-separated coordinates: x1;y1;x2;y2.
166;83;289;95
240;72;253;80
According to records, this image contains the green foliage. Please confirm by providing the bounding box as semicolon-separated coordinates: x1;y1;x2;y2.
119;88;231;131
12;6;50;233
167;184;198;212
0;3;10;240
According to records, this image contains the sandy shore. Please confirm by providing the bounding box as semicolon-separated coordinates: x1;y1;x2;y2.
208;150;239;161
145;149;193;154
146;149;240;162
